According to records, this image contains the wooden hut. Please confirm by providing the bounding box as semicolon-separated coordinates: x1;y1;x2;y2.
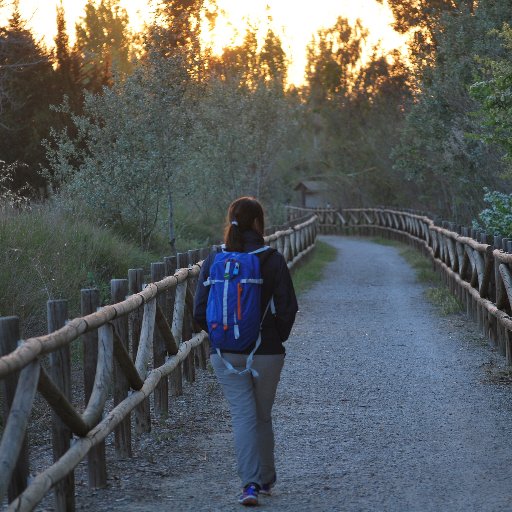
294;180;330;208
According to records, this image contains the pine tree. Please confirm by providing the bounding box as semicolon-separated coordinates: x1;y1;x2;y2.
54;1;81;109
0;1;57;191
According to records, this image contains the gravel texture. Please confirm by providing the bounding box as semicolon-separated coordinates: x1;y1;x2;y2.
72;236;512;512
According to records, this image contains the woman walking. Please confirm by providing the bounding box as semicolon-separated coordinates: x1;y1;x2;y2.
194;196;298;506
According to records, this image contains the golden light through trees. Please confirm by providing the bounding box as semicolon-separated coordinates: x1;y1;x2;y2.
6;0;407;85
205;0;407;85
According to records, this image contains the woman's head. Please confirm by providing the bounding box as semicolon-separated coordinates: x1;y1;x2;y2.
224;196;265;252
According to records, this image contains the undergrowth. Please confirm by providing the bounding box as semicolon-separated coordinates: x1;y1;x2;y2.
292;240;337;295
0;205;164;338
372;237;463;315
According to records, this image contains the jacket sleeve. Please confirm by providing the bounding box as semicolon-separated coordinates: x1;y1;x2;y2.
193;254;212;332
272;254;298;342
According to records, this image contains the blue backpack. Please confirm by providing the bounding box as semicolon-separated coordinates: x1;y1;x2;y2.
204;246;275;376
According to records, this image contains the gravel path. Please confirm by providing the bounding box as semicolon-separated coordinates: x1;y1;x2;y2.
75;236;512;512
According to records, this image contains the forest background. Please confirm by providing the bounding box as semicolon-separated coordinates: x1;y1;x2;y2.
2;0;512;334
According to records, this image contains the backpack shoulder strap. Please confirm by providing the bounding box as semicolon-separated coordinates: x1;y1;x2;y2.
256;246;277;317
252;246;276;267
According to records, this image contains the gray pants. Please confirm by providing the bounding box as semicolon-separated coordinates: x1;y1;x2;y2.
210;353;285;488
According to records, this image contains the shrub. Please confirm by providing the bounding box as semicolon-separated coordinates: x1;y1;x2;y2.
473;188;512;236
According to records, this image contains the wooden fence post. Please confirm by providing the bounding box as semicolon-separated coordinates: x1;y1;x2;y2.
165;256;183;397
81;289;107;488
179;252;195;383
297;228;307;254
199;247;209;261
128;269;151;434
189;249;205;369
0;316;30;504
172;254;188;388
47;299;75;512
283;232;291;263
111;279;131;457
289;230;296;263
276;234;284;256
151;262;168;417
199;248;212;367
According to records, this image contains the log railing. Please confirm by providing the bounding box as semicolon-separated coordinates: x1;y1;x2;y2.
297;205;512;365
286;205;338;234
0;215;318;512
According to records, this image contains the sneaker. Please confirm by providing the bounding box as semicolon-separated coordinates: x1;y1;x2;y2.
238;483;259;506
260;474;276;496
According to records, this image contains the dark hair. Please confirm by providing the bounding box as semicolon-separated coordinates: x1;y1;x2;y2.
224;196;265;252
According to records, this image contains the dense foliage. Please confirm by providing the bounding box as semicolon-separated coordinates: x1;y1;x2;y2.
2;0;512;241
470;24;512;173
391;1;512;222
473;188;512;237
4;0;512;332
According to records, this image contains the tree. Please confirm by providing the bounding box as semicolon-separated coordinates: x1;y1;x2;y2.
376;0;476;68
378;0;459;33
392;0;512;221
0;1;58;191
150;0;216;81
44;51;198;251
153;0;205;50
301;17;412;208
210;25;288;87
54;2;79;98
470;24;512;172
259;26;287;86
183;28;296;219
305;17;368;103
0;160;30;207
189;76;296;210
74;0;133;90
142;1;221;247
473;188;512;236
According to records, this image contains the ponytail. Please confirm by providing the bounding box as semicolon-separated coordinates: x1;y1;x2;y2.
224;197;265;252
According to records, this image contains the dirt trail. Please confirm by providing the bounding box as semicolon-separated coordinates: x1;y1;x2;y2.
74;236;512;512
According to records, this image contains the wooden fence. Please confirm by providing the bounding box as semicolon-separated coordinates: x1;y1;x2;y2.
0;215;318;512
299;205;512;365
286;205;338;234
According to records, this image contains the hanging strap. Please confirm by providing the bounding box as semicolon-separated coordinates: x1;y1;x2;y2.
203;278;223;286
217;298;273;378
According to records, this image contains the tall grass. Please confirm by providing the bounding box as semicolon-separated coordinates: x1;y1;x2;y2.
0;205;162;337
0;202;333;338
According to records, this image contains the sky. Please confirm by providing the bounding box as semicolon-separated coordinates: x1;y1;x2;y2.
3;0;407;85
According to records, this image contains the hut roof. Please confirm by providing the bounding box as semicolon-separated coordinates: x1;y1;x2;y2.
294;180;329;192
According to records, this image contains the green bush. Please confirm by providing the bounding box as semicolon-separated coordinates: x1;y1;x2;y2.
473;188;512;236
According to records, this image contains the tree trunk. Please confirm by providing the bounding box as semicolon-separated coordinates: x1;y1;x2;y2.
168;186;176;254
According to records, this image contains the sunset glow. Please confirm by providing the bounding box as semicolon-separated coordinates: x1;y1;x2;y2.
4;0;407;85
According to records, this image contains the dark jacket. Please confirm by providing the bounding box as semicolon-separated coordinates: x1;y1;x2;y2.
193;230;298;355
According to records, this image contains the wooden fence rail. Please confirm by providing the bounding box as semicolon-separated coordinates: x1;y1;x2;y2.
286;205;338;234
0;215;318;512
291;205;512;366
